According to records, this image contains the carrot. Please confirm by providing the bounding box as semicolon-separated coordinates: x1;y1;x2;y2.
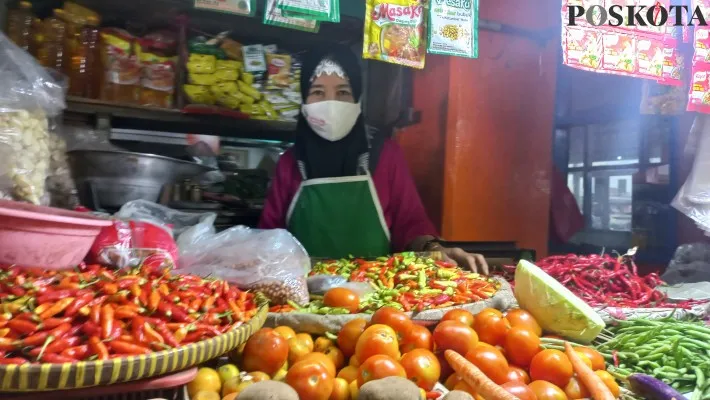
564;342;615;400
444;350;519;400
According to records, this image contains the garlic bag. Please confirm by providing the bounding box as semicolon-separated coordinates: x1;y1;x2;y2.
0;31;66;204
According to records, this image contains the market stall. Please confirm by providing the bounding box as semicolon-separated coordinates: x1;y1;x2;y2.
1;0;710;399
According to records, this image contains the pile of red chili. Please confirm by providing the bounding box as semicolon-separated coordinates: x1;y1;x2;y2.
501;253;702;309
0;262;258;364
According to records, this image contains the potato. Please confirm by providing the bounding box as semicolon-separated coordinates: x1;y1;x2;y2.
357;376;421;400
442;391;475;400
236;381;298;400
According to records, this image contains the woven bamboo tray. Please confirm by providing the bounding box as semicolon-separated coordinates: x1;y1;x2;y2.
0;303;268;392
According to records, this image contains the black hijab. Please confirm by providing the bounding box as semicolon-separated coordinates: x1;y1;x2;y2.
293;44;369;179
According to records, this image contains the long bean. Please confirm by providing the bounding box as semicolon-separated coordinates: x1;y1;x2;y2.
595;317;710;396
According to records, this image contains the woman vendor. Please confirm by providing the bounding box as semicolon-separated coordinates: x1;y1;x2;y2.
259;44;488;273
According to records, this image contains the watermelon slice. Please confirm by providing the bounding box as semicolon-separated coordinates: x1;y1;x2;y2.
514;260;605;343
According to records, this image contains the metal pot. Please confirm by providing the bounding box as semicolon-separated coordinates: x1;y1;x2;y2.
67;150;215;210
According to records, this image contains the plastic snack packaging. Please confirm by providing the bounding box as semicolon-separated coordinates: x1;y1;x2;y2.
363;0;426;69
562;26;603;72
266;53;292;87
277;0;340;23
427;0;478;59
602;31;636;75
264;0;320;33
687;63;710;114
99;28;141;104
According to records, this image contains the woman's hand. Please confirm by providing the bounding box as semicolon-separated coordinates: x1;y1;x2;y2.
440;247;489;275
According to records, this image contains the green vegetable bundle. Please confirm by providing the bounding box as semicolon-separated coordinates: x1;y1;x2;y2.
595;317;710;399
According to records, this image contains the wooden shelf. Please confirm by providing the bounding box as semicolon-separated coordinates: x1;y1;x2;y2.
65;97;297;142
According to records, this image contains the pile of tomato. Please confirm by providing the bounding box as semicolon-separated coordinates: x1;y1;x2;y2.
222;306;621;400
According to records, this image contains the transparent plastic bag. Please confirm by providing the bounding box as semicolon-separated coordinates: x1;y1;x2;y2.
306;274;374;297
178;226;311;305
662;243;710;284
0;32;66;204
672;115;710;233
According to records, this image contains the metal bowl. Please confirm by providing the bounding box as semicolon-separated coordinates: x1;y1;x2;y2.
67;150;215;209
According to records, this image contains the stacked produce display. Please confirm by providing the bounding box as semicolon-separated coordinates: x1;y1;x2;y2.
271;254;502;315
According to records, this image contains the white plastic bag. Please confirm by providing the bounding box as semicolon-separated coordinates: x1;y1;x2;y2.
672;115;710;233
178;226;311;305
0;32;66;204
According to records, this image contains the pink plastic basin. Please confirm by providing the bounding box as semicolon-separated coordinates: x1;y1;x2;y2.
0;200;113;269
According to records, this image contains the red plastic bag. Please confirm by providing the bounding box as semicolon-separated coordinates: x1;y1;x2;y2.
88;219;177;268
550;167;585;242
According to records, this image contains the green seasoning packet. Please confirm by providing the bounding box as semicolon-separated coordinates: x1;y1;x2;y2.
278;0;340;23
427;0;479;58
264;0;321;32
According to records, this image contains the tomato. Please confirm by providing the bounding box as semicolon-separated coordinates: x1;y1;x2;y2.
506;366;531;384
453;381;485;400
575;347;606;371
503;327;541;367
475;308;503;320
505;309;542;336
273;326;296;340
247;371;270;382
529;349;573;389
286;361;335;400
401;324;433;353
295;352;337;377
564;377;590;399
595;370;621;397
295;333;315;351
323;346;345;371
357;354;406;386
528;381;567;400
576;352;593;370
465;343;509;385
337;366;358;383
242;328;289;375
474;314;511;346
323;288;360;313
369;306;413;341
441;309;475;327
433;321;479;356
444;373;462;390
501;382;538;400
354;324;400;363
329;377;349;400
337;318;367;358
288;336;312;365
349;356;361;367
314;336;336;353
400;349;441;391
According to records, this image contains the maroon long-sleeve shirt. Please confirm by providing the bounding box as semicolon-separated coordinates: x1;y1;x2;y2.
258;139;438;252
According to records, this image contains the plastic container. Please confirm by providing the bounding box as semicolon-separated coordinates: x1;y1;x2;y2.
0;199;112;269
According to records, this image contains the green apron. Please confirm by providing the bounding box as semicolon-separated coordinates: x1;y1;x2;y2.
286;156;390;259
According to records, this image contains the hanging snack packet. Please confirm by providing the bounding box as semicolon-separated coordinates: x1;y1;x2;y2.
363;0;426;69
687;64;710;114
660;41;684;86
427;0;478;58
264;0;320;33
562;26;603;71
277;0;340;23
637;35;665;79
694;27;710;64
602;31;636;75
